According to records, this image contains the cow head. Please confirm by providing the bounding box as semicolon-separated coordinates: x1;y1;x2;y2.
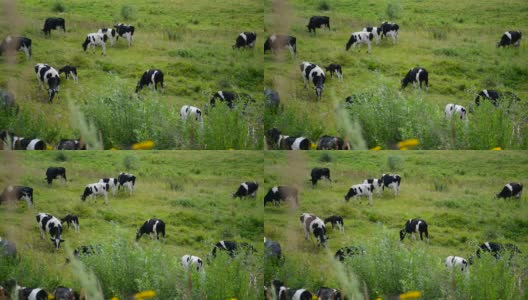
51;236;65;249
344;189;355;201
345;36;357;51
315;83;324;99
135;227;143;241
47;76;60;103
82;38;89;52
313;226;328;247
80;187;91;201
399;229;406;241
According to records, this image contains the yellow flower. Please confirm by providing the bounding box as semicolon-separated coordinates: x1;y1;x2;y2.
46;145;54;150
311;296;319;300
134;290;156;299
400;290;422;299
491;147;502;150
310;143;317;150
48;294;55;300
131;140;155;150
397;138;419;149
110;298;118;300
370;146;382;150
110;147;119;150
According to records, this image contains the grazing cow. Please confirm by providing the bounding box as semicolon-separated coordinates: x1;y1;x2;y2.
346;32;373;53
117;172;136;193
45;167;67;185
381;173;401;196
400;218;429;241
334;246;365;262
445;256;469;272
302;213;327;247
310;167;331;186
264;237;284;263
307;16;330;33
180;105;203;122
233;181;259;199
17;286;48;300
476;242;521;259
42;17;65;36
496;183;523;199
264;34;296;58
82;33;107;55
362;27;382;45
1;90;19;115
380;21;399;44
136;69;164;93
209;91;256;109
99;178;118;196
211;240;256;258
497;31;522;47
58;65;78;83
36;212;64;249
264;88;280;109
0;36;31;60
81;182;109;205
362;178;382;198
53;286;80;300
0;132;46;150
233;32;257;49
56;139;85;150
181;255;204;272
60;214;79;232
474;90;520;107
114;23;135;47
265;128;311;150
300;61;325;100
136;219;166;241
34;63;60;103
401;67;428;90
317;287;343;300
264;186;298;206
445;104;467;120
344;183;373;205
316;135;349;150
0;237;17;258
97;28;117;46
325;64;343;81
0;185;33;206
324;215;344;233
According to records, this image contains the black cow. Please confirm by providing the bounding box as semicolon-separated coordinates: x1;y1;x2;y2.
17;287;48;300
474;90;520;107
496;183;523;199
1;90;19;115
300;61;325;100
264;237;284;264
136;69;164;93
0;237;17;258
264;88;280;109
325;64;343;81
310;167;331;186
476;242;521;259
53;286;80;300
117;172;136;193
264;186;298;206
58;65;78;83
317;287;343;300
114;23;135;47
264;34;296;58
35;63;60;103
0;186;33;206
45;167;67;185
0;36;32;60
380;21;399;44
36;212;64;249
56;139;86;150
324;215;344;233
233;32;257;49
136;219;166;241
42;17;65;36
210;91;237;108
497;31;522;47
233;181;259;199
61;214;79;232
401;67;428;90
307;16;330;34
212;240;256;258
316;135;350;150
334;246;365;262
400;218;429;241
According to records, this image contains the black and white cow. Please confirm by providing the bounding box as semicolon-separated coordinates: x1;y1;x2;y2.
400;218;429;241
264;34;297;58
233;32;257;49
401;67;428;90
211;240;256;258
0;237;17;258
80;182;109;204
496;182;523;199
135;69;164;93
60;214;79;232
82;32;107;55
34;63;60;103
316;135;349;150
97;28;117;46
209;91;246;109
99;178;118;196
180;105;203;122
36;212;64;249
136;219;166;241
0;185;33;206
264;186;298;206
56;139;85;150
307;16;330;34
474;90;520;107
17;286;49;300
181;255;204;272
1;133;46;150
58;65;78;83
476;242;521;259
1;90;18;115
324;215;344;233
317;287;343;300
233;181;259;199
264;88;280;109
380;21;399;44
42;17;65;36
45;167;67;185
362;27;382;45
344;183;373;205
300;61;325;100
497;31;522;47
346;32;373;53
114;23;135;47
325;64;343;81
445;256;469;272
363;178;383;197
0;36;32;60
381;174;402;196
334;246;365;262
310;167;331;186
445;104;467;120
301;213;328;247
264;237;283;263
53;286;80;300
278;287;313;300
265;128;311;150
117;172;136;193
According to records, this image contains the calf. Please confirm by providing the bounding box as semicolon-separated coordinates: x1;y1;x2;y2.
497;31;522;47
476;242;521;259
300;61;325;100
233;32;257;49
264;186;298;206
42;17;65;36
81;182;109;205
264;88;280;109
0;185;33;206
401;67;428;90
82;33;107;55
114;23;135;47
58;65;78;83
363;178;383;197
97;28;117;46
36;212;64;249
180;105;203;122
266;128;311;150
34;63;60;103
56;139;85;150
325;64;343;81
302;213;327;247
181;255;204;272
136;219;166;240
362;27;382;45
317;287;343;300
381;173;401;196
0;36;31;60
445;256;469;272
264;237;283;263
496;182;522;199
60;214;79;232
400;218;428;241
310;167;331;186
233;181;259;199
316;135;349;150
45;167;67;185
136;69;164;93
445;104;467;120
264;34;296;58
334;246;365;262
380;21;399;44
307;16;330;34
0;237;17;258
211;240;256;258
99;178;118;196
344;183;373;205
117;172;136;193
53;286;80;300
324;215;344;233
474;90;520;107
17;286;48;300
346;32;373;53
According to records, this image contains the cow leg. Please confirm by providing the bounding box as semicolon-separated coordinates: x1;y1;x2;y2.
368;194;373;206
411;233;416;241
102;43;106;56
104;193;108;205
40;229;45;239
367;42;371;54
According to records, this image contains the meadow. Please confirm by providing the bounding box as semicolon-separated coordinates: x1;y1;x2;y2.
0;151;264;299
264;0;528;149
0;0;264;149
264;151;528;299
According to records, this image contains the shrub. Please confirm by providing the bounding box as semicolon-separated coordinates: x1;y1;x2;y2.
387;155;404;172
123;155;138;171
121;5;135;21
318;153;334;163
386;1;402;20
54;152;68;162
318;0;331;11
52;1;65;12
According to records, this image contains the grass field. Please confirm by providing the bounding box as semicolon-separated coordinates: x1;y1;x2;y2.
0;0;263;149
0;151;263;299
264;151;528;298
264;0;528;149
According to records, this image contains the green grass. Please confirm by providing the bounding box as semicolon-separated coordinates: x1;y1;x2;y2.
0;151;263;298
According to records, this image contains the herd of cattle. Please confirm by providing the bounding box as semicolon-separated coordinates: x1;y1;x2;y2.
262;167;524;299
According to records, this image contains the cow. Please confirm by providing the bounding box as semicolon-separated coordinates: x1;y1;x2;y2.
1;90;18;115
36;212;64;249
334;246;365;262
346;32;373;53
211;240;256;258
265;128;311;150
17;286;49;300
324;215;344;233
82;32;107;55
476;242;521;259
310;167;331;186
264;34;296;58
264;88;280;109
58;65;78;83
380;21;399;44
445;256;469;272
362;27;382;45
316;135;349;150
474;90;520;107
264;237;284;264
181;255;204;272
136;219;166;241
0;36;31;60
60;214;79;232
445;104;467;120
34;63;60;103
0;132;46;150
117;172;136;193
497;31;522;47
381;174;401;196
277;286;313;300
325;64;343;81
401;67;428;90
301;213;327;247
300;61;325;100
114;23;135;47
233;32;257;49
42;17;65;36
264;186;298;206
233;181;259;199
496;183;523;199
0;237;17;258
97;28;117;46
136;69;164;93
317;287;343;300
0;185;33;206
80;182;109;205
209;91;255;109
400;218;429;241
99;178;118;196
344;183;373;205
180;105;203;122
307;16;330;34
56;139;86;150
53;286;80;300
45;167;67;185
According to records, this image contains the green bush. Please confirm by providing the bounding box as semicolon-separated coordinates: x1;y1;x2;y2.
52;1;65;12
318;153;334;163
121;5;135;21
387;155;404;171
386;1;402;20
318;0;331;11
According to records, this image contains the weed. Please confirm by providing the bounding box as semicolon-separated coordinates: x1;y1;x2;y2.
51;1;65;12
318;0;331;11
121;5;135;21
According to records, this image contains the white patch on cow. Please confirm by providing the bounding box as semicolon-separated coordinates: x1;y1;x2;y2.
28;288;44;300
152;220;159;237
271;186;279;194
291;138;305;150
180;105;203;123
150;70;158;86
505;184;513;192
292;289;307;300
415;69;422;83
484;242;491;252
269;35;277;42
220;240;226;249
415;221;422;234
218;91;225;100
446;256;468;272
505;31;512;41
240;32;247;42
241;182;249;194
483;89;490;99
